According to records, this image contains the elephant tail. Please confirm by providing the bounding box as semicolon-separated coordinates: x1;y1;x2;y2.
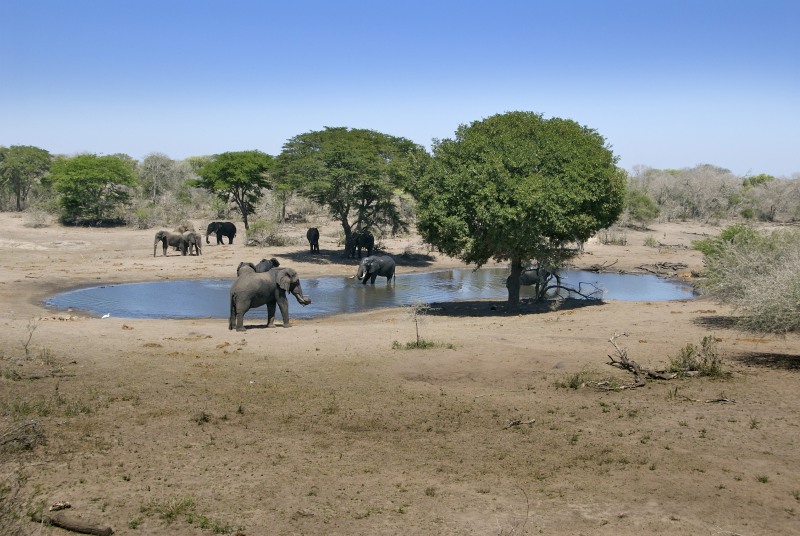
229;293;237;330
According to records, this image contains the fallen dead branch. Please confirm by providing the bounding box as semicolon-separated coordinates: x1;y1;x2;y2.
635;262;688;275
504;419;535;429
586;259;618;273
32;511;113;536
0;420;45;452
591;332;678;390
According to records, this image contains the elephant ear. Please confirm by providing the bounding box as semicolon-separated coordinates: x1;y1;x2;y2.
277;269;294;291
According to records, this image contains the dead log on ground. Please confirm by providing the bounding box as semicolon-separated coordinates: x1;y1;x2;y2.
593;332;678;390
32;511;113;536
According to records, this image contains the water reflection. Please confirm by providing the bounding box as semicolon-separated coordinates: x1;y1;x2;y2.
44;267;695;320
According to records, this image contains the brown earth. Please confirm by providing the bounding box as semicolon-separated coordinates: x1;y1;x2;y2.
1;213;798;535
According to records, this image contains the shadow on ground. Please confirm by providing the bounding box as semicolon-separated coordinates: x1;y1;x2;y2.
427;297;605;318
275;249;437;269
731;351;800;371
693;315;740;330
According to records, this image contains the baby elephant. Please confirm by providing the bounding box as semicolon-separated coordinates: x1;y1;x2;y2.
356;255;396;284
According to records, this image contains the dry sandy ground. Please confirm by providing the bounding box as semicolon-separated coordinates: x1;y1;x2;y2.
1;212;798;535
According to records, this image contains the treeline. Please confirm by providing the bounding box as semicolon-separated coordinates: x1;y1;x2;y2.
624;164;800;227
1;142;797;233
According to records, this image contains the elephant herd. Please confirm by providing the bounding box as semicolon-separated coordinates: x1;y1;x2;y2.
151;222;397;331
153;222;238;257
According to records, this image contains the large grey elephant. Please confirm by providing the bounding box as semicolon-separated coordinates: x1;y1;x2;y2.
154;231;187;257
206;221;237;245
356;254;395;284
345;229;374;258
229;267;311;331
306;227;320;252
182;231;203;255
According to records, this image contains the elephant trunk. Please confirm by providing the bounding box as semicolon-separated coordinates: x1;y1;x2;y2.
356;264;366;280
292;286;311;306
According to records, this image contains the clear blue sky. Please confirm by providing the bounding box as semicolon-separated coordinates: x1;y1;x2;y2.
2;0;798;177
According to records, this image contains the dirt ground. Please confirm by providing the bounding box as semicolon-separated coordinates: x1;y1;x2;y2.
1;212;798;536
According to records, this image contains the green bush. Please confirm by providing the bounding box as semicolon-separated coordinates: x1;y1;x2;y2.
668;336;727;377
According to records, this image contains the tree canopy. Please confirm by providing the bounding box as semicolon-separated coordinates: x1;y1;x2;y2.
414;111;625;309
274;127;428;242
49;154;138;225
0;145;52;211
194;150;273;230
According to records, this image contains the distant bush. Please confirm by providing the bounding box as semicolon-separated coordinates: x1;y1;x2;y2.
699;227;800;334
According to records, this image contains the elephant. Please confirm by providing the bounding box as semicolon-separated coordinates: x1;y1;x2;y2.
306;227;320;252
345;229;374;258
356;254;396;284
237;262;257;276
154;231;187;257
182;231;202;255
254;257;280;272
206;221;237;245
229;267;311;331
518;265;560;287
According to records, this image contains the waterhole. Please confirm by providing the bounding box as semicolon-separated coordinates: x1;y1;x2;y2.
44;268;694;320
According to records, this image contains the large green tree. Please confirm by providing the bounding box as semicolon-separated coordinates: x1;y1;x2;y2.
194;150;273;230
50;154;137;224
274;127;428;244
414;111;625;310
0;145;52;211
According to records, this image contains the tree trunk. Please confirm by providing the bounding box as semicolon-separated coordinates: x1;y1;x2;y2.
507;256;523;312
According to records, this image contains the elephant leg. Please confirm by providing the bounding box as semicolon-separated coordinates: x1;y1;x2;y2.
370;273;378;284
277;296;290;327
266;302;277;327
233;297;247;331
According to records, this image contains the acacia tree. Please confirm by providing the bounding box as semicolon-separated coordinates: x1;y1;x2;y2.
194;150;273;230
0;145;52;211
138;152;183;203
49;154;137;224
414;111;625;310
274;127;428;244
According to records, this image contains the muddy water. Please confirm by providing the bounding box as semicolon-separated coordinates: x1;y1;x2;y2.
44;268;695;320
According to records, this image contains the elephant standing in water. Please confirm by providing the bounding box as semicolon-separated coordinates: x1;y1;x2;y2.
154;231;187;257
229;267;311;331
356;255;396;284
306;227;320;252
345;230;374;258
206;221;237;245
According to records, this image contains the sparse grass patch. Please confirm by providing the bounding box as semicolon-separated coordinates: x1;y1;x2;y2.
392;339;454;350
756;475;770;483
667;336;728;378
643;235;659;248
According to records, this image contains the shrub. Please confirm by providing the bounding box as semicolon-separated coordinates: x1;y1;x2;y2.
699;227;800;334
668;336;727;377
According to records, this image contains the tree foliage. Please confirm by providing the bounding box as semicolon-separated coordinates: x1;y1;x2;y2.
699;226;800;334
49;154;137;225
0;145;52;211
625;188;660;228
414;111;625;308
194;150;273;230
274;127;428;242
